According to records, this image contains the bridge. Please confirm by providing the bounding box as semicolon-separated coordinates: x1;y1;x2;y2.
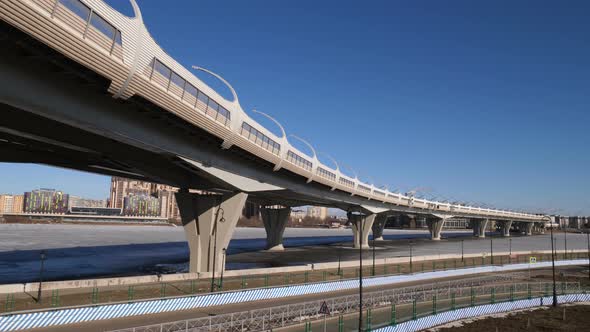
0;0;547;274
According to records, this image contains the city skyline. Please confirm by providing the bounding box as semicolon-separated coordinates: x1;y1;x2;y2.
0;0;588;214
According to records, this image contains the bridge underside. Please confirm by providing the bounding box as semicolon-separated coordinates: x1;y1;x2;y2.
0;19;541;273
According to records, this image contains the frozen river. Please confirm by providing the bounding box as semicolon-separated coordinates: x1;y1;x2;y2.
0;224;585;284
0;223;437;251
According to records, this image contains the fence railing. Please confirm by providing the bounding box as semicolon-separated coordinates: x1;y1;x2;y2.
1;251;587;314
107;281;581;332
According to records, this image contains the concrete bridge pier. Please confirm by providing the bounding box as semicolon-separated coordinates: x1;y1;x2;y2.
371;214;388;241
498;220;513;237
175;190;248;273
471;219;489;238
426;216;448;240
261;206;291;251
347;212;376;249
534;222;546;234
524;222;534;236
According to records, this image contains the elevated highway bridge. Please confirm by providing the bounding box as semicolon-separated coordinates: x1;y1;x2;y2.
0;0;547;273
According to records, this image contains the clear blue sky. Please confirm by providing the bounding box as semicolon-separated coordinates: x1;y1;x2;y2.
1;0;588;214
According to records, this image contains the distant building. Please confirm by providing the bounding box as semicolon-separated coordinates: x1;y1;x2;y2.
109;177;179;218
68;196;107;209
69;206;122;216
12;195;24;213
306;206;328;220
290;209;306;221
123;193;160;216
445;217;469;229
23;189;69;214
242;201;261;219
0;195;14;213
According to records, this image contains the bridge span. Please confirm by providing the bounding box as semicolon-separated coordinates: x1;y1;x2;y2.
0;0;547;273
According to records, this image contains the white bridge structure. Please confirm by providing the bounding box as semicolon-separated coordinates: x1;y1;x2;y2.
0;0;548;273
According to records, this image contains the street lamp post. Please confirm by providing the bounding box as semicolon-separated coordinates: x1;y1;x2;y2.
550;223;558;307
409;240;413;273
586;230;590;281
372;237;376;276
564;225;568;259
337;247;342;276
461;240;464;262
509;239;512;264
490;236;494;265
37;250;46;303
219;248;227;290
358;215;364;332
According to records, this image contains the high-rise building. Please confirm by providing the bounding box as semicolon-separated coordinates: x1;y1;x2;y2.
123;193;160;216
290;209;307;221
23;189;69;214
109;177;180;218
0;195;14;213
306;206;328;220
12;195;24;213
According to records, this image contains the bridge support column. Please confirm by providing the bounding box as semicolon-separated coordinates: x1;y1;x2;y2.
348;212;376;249
261;206;291;251
524;222;534;236
371;214;388;241
498;220;513;237
471;219;489;238
538;222;546;234
426;217;446;240
175;190;248;273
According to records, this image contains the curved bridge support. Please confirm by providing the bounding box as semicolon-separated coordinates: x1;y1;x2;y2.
426;214;453;240
471;218;489;238
175;190;248;273
524;222;534;236
348;212;375;249
498;220;513;237
371;214;388;241
261;206;291;251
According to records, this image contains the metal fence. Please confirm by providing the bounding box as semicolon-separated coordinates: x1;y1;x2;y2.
109;279;580;332
3;251;586;315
